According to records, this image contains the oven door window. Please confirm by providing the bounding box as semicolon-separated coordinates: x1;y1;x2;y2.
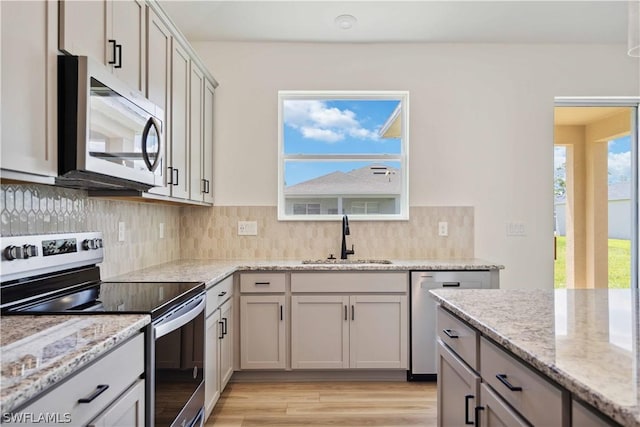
154;311;204;426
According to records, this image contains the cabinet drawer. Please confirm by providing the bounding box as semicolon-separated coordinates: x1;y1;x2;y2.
207;275;233;316
437;306;478;370
480;337;563;427
240;273;286;293
291;272;407;293
23;334;144;426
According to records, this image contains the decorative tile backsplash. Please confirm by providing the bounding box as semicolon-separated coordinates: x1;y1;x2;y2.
0;184;182;279
180;206;474;260
1;184;475;277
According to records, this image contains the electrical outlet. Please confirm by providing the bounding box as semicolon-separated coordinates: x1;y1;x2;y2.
506;222;526;236
159;223;165;239
238;221;258;236
438;221;448;237
118;221;125;242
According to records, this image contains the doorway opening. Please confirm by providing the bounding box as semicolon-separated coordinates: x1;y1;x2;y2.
553;105;637;289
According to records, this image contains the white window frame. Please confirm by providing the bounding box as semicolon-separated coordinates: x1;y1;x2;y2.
278;90;410;221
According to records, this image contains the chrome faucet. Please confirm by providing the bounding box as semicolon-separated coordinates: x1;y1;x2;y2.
341;215;355;259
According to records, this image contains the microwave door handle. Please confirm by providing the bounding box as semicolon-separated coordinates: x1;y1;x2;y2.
141;117;160;172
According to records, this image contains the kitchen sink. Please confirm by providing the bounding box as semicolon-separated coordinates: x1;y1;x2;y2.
301;259;393;265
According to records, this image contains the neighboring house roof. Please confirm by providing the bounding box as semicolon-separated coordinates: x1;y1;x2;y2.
554;181;631;204
285;164;401;196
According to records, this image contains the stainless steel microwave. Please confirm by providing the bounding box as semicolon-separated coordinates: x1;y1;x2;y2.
57;55;164;191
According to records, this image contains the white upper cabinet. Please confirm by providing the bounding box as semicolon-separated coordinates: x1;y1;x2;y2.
202;79;215;204
0;0;58;181
59;0;146;93
189;62;204;201
146;8;172;197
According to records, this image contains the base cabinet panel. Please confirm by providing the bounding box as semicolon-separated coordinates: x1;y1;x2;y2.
204;310;221;418
291;295;349;369
436;341;480;427
88;379;145;427
240;295;286;369
478;383;529;427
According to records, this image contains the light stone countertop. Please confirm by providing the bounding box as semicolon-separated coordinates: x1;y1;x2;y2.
106;258;504;287
0;314;150;414
430;288;639;426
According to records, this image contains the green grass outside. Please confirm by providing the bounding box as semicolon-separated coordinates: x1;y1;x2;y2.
554;236;631;288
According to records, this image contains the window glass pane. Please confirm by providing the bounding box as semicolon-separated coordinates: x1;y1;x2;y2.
283;99;402;155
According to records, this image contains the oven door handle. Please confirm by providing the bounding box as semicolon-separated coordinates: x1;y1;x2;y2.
154;293;205;339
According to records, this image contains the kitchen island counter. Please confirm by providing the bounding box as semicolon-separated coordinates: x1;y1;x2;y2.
0;314;150;415
430;288;639;426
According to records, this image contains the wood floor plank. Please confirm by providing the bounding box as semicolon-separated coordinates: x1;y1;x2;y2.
205;381;437;426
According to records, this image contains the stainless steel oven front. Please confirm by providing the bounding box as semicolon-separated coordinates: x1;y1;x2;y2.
150;292;205;427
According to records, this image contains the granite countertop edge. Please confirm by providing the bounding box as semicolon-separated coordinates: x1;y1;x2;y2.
430;293;638;426
107;258;504;287
1;315;150;414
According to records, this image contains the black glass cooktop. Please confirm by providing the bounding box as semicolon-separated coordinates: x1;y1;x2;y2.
95;281;204;317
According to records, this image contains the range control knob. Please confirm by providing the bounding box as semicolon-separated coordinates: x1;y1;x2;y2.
3;244;38;260
82;238;103;250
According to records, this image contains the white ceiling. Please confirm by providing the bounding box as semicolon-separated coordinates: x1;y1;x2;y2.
158;1;629;44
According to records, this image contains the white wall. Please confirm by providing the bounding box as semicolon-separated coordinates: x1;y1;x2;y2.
192;41;638;289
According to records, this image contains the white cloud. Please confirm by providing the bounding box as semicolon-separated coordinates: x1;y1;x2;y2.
608;151;631;183
301;127;344;142
283;99;379;142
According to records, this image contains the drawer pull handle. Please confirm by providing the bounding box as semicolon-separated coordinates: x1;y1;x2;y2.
280;304;283;321
344;305;348;321
442;282;461;287
464;394;474;425
496;374;522;391
78;384;109;403
222;317;228;335
219;321;224;339
255;282;270;285
443;329;459;339
218;291;227;297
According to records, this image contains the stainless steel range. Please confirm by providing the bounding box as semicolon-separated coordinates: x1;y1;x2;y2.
0;232;205;427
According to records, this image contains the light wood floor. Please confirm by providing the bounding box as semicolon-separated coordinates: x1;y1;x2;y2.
205;381;437;426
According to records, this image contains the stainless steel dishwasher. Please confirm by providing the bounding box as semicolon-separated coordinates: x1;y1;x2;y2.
409;270;495;380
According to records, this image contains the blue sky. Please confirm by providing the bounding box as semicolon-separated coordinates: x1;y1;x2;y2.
283;99;401;185
554;134;632;184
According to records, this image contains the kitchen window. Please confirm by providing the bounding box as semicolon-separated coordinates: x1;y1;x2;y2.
278;91;409;221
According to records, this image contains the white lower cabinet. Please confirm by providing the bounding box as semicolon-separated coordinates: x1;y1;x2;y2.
291;294;408;369
88;379;145;427
240;295;286;369
436;341;480;426
477;383;529;427
21;334;145;427
205;278;234;418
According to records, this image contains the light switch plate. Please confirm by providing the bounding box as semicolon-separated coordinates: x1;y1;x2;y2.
238;221;258;236
506;221;526;236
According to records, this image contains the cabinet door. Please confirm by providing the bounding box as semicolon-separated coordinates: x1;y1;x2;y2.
349;295;408;369
1;0;58;179
202;79;215;204
189;62;205;201
58;0;106;60
205;310;221;419
291;295;349;369
436;341;480;427
88;379;145;427
169;39;190;199
219;299;234;388
240;295;286;369
146;8;172;196
478;383;529;427
108;0;145;92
